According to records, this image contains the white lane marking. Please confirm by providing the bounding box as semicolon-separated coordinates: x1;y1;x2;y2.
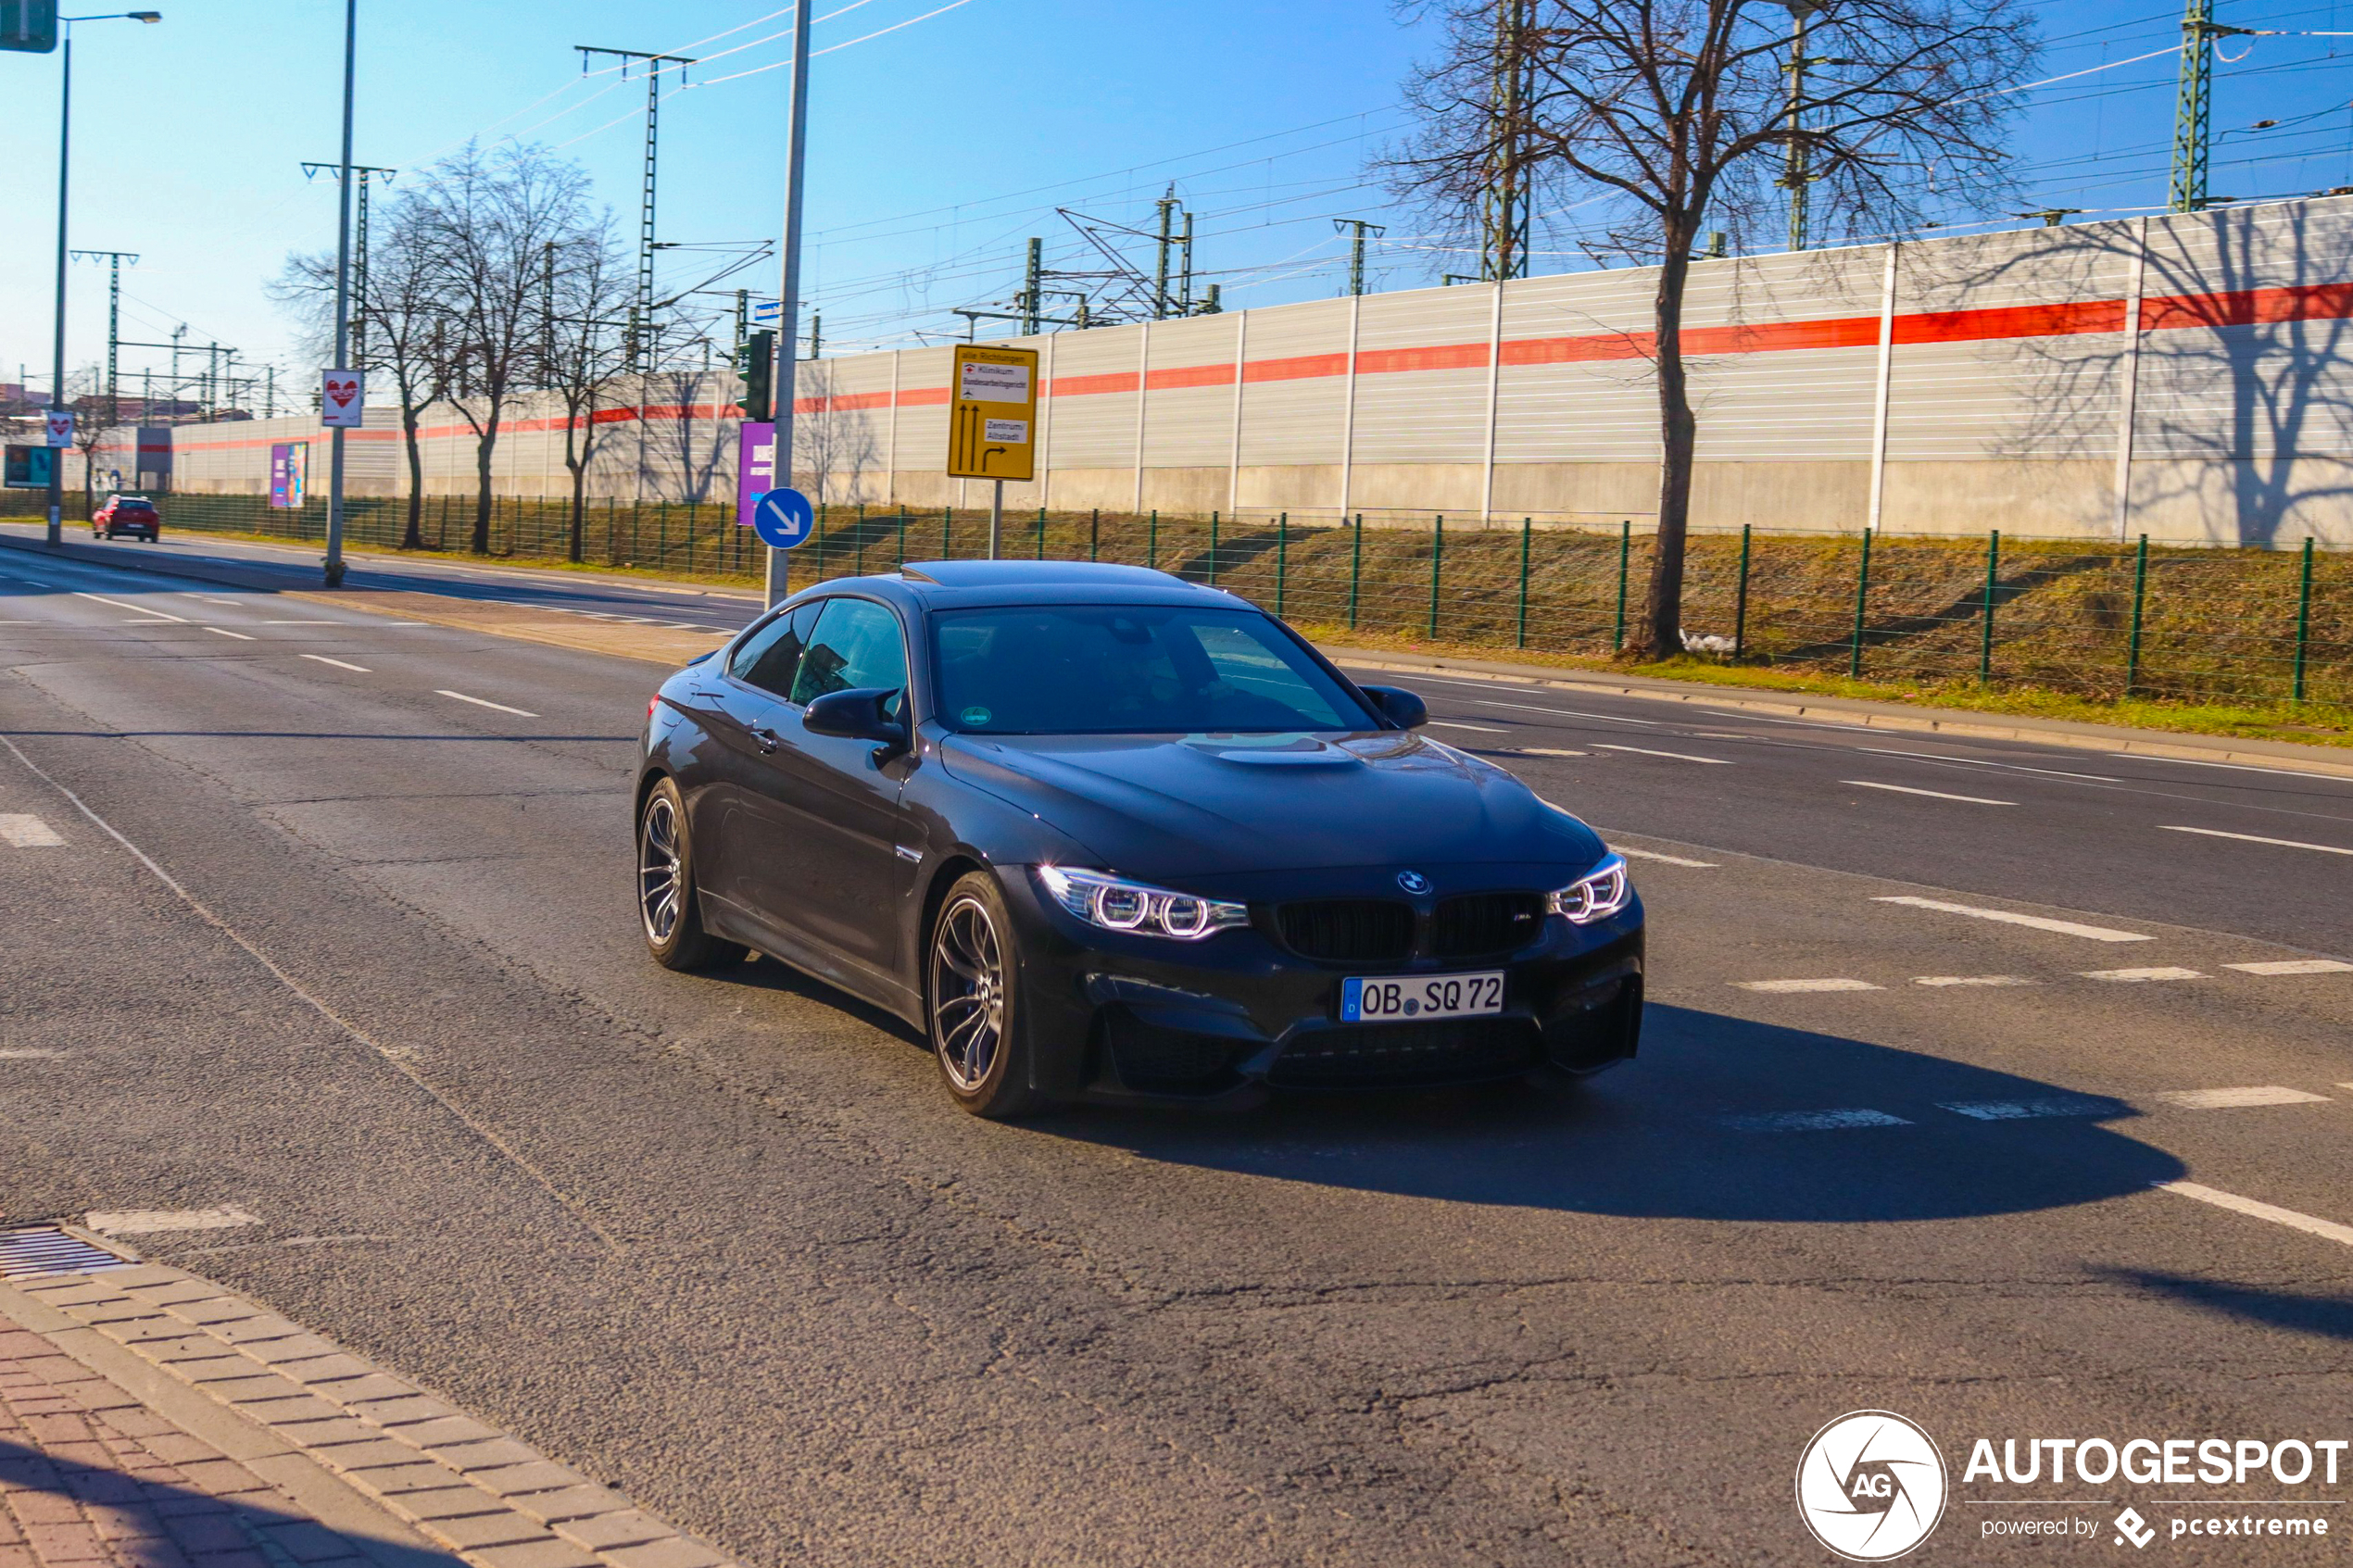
1514;746;1589;758
203;626;258;641
2156;1181;2353;1249
436;689;539;718
1941;1097;2119;1121
0;1047;66;1060
74;591;185;622
1617;846;1718;868
2134;755;2353;786
2156;1085;2329;1109
1468;696;1665;726
85;1204;260;1236
300;654;371;673
1594;744;1733;765
1734;977;1882;993
1871;896;2155;943
263;619;353;625
1856;747;2120;783
1428;721;1509;734
2159;824;2353;858
1842;779;2017;806
2081;966;2206;983
0;814;65;847
1914;975;2036;987
2225;959;2353;975
1719;1109;1911;1132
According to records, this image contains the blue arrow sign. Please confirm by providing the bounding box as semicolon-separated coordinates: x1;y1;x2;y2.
749;486;814;549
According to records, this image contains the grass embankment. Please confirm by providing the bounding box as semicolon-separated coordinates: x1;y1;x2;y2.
24;495;2347;745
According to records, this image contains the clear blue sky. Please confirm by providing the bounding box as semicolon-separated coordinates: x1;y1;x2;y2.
4;0;2351;407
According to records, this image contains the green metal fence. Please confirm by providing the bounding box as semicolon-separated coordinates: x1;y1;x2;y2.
5;488;2343;709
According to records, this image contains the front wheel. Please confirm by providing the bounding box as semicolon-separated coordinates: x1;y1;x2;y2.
927;872;1045;1119
636;776;742;971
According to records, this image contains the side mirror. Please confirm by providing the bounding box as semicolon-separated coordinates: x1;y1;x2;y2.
803;686;909;746
1360;684;1428;730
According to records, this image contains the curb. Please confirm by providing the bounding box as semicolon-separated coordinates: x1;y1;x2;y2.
0;1231;733;1568
1316;644;2353;782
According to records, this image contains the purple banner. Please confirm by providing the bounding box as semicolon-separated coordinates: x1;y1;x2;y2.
269;442;307;509
736;422;774;528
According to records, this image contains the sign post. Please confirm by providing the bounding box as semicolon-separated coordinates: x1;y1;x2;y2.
946;344;1039;559
736;421;775;529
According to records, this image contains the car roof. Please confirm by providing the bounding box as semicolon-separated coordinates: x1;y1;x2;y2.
814;560;1249;612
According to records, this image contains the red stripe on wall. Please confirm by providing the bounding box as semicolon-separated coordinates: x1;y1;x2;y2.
2142;280;2353;331
1892;299;2122;345
1243;351;1349;383
1145;362;1236;391
1501;332;1653;366
1355;342;1490;374
1047;370;1139;398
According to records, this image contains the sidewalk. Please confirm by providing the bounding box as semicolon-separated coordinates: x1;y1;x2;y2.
0;1229;726;1568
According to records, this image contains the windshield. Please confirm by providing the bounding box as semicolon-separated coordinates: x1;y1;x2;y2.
932;605;1378;735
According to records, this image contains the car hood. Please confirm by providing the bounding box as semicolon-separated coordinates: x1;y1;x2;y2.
938;730;1607;882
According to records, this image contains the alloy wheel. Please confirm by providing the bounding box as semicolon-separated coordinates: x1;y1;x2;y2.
931;894;1005;1091
638;793;683;944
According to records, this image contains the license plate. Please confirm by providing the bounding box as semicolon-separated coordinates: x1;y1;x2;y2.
1340;972;1504;1022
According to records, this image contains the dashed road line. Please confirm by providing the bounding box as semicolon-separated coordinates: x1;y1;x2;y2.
1914;975;2035;987
73;591;184;622
1856;747;2120;783
1594;744;1733;765
0;1047;66;1060
2226;959;2353;975
2160;824;2353;857
1843;779;2016;806
1734;978;1882;993
299;654;371;672
2155;1181;2353;1250
1871;896;2154;943
1428;721;1509;734
2082;966;2206;983
1513;746;1589;758
83;1204;259;1236
1719;1109;1911;1133
1940;1097;2120;1121
1466;696;1666;726
1617;846;1718;868
203;626;257;641
436;688;539;718
2156;1085;2330;1109
0;814;65;847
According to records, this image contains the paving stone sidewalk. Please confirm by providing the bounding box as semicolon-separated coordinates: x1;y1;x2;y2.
0;1232;730;1568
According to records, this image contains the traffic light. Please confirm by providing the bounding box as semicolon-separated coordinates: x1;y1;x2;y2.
736;331;774;422
0;1;58;53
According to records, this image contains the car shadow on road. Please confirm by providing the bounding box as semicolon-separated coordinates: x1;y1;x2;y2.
2106;1271;2353;1343
1028;1003;2187;1223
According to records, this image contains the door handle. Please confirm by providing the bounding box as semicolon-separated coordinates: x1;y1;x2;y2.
749;725;782;754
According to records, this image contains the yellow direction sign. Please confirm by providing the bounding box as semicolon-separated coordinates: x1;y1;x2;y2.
947;344;1038;482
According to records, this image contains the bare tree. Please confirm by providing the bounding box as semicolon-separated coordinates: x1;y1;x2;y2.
537;222;632;563
271;196;453;549
416;144;594;554
1393;0;2037;657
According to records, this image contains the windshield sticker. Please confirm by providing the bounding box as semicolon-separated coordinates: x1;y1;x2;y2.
960;706;993;727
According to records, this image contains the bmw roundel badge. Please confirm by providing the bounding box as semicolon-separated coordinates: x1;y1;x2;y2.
1396;870;1431;895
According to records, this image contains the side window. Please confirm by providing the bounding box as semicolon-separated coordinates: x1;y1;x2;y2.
790;599;910;707
730;599;824;698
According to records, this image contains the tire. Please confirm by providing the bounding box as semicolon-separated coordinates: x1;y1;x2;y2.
926;872;1045;1119
635;776;742;971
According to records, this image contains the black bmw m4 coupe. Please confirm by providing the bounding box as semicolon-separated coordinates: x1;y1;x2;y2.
635;560;1643;1117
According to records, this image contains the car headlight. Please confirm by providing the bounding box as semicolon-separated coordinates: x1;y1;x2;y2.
1548;853;1631;924
1034;865;1249;941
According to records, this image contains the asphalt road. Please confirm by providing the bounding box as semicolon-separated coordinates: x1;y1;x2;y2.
4;540;2352;1564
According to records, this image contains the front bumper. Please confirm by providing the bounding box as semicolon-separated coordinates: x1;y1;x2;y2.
1000;868;1644;1106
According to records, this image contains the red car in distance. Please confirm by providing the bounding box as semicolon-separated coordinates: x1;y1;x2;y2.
93;495;160;541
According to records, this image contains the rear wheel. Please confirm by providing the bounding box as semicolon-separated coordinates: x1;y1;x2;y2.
927;872;1044;1119
636;776;741;971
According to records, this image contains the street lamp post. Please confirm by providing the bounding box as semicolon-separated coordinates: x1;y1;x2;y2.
322;0;357;588
44;10;160;548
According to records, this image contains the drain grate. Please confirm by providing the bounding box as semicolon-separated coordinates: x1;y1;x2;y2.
0;1227;132;1279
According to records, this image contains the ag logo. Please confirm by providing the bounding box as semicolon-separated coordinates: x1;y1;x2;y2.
1794;1411;1947;1562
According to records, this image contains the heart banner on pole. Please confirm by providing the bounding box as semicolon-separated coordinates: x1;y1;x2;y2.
320;370;364;429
